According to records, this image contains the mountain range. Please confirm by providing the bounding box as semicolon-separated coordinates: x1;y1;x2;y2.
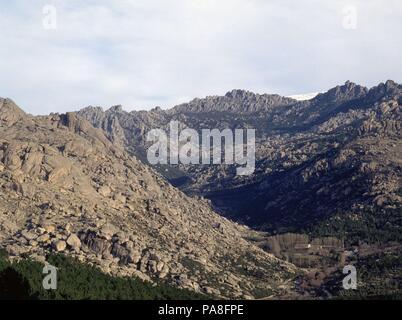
78;80;402;243
1;80;402;299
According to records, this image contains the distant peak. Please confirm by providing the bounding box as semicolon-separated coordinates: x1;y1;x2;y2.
151;106;163;112
107;105;124;113
385;79;398;87
80;105;104;112
314;81;368;103
225;89;254;98
373;80;400;92
340;80;363;91
224;89;284;99
366;79;401;101
172;89;295;114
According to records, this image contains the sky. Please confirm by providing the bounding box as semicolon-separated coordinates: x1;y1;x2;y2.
0;0;401;114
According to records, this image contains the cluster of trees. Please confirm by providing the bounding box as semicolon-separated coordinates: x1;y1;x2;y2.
311;205;402;245
263;233;310;256
337;253;402;300
0;250;206;300
261;233;344;268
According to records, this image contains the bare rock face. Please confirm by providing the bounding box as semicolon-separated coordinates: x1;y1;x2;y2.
0;99;297;299
172;90;296;114
53;240;67;252
66;234;81;249
0;98;27;125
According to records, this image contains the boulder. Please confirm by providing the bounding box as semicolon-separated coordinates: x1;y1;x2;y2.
53;240;67;252
66;234;81;249
43;224;56;234
21;230;37;241
98;185;112;197
37;234;50;243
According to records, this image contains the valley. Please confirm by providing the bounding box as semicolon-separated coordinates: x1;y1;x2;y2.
77;80;402;299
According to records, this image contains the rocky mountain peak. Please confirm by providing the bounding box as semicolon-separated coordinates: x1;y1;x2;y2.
107;105;124;113
0;97;27;125
80;105;104;113
224;89;254;99
384;79;399;88
150;106;163;113
171;90;295;114
366;79;402;102
314;81;368;104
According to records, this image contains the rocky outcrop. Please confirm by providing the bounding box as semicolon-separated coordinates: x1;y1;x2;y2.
172;90;296;114
0;98;27;126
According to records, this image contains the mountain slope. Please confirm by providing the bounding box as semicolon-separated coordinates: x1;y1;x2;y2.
0;99;298;299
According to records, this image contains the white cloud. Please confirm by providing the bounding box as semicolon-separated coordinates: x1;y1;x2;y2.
0;0;401;114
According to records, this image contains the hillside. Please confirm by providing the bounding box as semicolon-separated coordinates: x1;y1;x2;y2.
0;99;298;299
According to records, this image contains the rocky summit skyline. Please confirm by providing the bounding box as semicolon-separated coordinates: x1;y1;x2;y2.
1;1;401;114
